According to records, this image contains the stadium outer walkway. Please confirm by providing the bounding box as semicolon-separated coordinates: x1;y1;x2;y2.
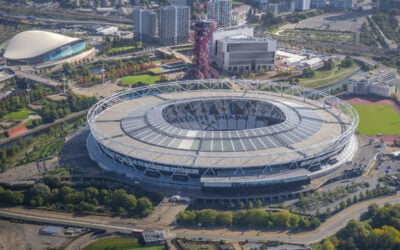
0;192;399;245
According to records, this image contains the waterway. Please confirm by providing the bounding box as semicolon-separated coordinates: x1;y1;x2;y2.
317;69;365;94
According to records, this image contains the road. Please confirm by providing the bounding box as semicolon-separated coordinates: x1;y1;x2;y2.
14;70;62;87
157;48;192;64
1;13;132;26
270;34;392;58
1;193;400;245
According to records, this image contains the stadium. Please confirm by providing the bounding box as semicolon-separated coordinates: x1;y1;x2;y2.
87;80;358;198
3;30;86;64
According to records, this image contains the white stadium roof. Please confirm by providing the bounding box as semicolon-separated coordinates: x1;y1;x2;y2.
3;30;80;60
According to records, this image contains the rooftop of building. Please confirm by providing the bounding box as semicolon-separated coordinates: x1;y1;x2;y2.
224;34;275;42
3;30;82;60
350;67;399;82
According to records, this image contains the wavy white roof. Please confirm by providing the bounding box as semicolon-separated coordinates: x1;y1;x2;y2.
4;30;80;60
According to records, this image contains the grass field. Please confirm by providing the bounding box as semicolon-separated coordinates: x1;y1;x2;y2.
352;104;400;135
106;45;142;55
121;75;160;86
299;63;359;88
3;108;35;120
83;237;166;250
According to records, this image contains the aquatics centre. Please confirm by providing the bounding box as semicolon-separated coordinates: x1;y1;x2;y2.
87;80;358;197
3;30;86;64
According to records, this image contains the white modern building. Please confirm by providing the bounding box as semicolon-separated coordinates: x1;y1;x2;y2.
96;26;119;35
347;68;399;97
207;0;232;27
211;27;276;73
302;57;324;70
211;26;254;60
158;5;190;45
213;35;276;73
3;30;86;64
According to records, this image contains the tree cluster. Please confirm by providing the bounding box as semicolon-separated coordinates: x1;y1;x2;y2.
302;67;315;78
360;22;378;47
61;56;156;86
373;10;400;45
177;208;321;230
322;58;335;71
339;56;354;68
16;179;154;217
0;186;24;205
102;37;142;56
39;94;96;123
0;82;51;119
315;203;400;250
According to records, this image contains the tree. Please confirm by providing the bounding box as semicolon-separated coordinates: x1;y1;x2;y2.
298;217;310;228
31;183;52;200
30;195;44;207
247;209;268;227
270;210;292;229
248;200;254;210
43;176;61;189
177;211;196;225
367;203;380;218
216;212;233;226
340;56;354;68
310;217;321;228
83;187;99;204
196;209;217;225
256;199;262;208
323;59;335;71
111;189;136;211
320;239;335;250
135;197;153;217
79;201;96;213
302;67;315;78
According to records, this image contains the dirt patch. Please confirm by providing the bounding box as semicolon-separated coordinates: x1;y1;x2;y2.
0;220;68;250
344;96;400;144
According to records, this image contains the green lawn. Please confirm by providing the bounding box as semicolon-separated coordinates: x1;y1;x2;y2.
83;237;166;250
352;104;400;135
121;75;160;86
4;108;34;119
299;63;359;88
106;45;142;54
148;68;162;74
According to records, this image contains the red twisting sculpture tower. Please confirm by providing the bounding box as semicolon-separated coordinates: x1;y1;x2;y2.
185;19;219;79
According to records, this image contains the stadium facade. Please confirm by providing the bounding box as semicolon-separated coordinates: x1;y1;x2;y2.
87;80;358;198
3;30;86;64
